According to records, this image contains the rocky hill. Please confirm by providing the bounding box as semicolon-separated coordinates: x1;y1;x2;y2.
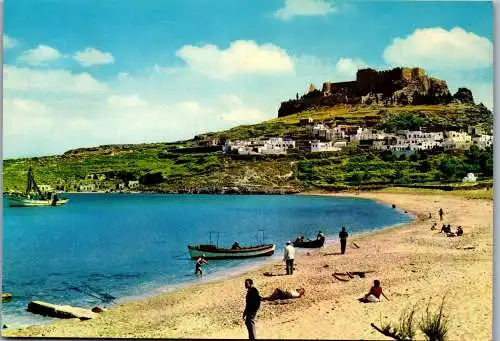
278;67;475;117
2;102;493;194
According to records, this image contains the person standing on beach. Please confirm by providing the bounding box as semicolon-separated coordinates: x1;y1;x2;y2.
194;255;207;275
439;208;444;221
283;241;296;275
243;279;261;340
339;226;349;254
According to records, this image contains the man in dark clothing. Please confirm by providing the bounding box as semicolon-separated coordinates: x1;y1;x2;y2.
243;279;261;340
339;226;348;254
439;208;444;221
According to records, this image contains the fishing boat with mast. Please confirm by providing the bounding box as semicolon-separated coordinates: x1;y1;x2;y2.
187;230;275;260
7;167;69;207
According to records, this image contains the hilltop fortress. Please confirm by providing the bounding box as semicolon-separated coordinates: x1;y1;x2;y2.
278;67;474;117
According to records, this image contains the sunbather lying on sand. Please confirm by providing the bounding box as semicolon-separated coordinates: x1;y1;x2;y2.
261;288;305;301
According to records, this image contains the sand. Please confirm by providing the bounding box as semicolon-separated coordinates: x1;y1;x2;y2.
3;191;493;339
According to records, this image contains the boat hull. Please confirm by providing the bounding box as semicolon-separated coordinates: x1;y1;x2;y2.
293;238;325;248
188;244;276;260
8;197;69;207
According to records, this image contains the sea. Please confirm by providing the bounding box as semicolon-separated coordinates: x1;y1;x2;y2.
2;193;412;328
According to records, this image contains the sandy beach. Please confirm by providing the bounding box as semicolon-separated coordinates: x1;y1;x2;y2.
3;190;493;340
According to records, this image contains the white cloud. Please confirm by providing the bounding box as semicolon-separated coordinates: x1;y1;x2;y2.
74;47;115;67
4;35;17;49
383;27;493;69
107;94;146;108
3;98;49;116
219;94;266;123
17;44;61;66
335;57;368;78
4;66;108;94
274;0;337;20
176;40;294;79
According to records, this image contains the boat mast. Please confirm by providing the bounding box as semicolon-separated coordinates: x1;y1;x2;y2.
25;167;45;198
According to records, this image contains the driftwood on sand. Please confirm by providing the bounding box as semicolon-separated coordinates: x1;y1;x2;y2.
333;271;374;281
27;301;98;320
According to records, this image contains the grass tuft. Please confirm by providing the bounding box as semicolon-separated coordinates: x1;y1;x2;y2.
419;295;449;341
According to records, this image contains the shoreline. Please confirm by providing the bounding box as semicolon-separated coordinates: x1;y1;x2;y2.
3;190;492;339
3;195;412;330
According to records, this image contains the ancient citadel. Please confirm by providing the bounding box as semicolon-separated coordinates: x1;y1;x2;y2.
278;67;474;117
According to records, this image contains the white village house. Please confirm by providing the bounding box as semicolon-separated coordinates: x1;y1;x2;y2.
223;137;295;155
309;140;342;152
471;134;493;149
442;131;472;151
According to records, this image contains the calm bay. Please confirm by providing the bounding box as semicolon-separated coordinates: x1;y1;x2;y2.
2;193;412;328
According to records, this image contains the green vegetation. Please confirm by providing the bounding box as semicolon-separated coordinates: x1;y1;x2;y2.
2;103;493;194
294;147;493;188
419;297;449;341
373;297;450;341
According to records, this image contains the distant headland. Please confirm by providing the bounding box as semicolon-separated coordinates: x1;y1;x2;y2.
278;67;475;117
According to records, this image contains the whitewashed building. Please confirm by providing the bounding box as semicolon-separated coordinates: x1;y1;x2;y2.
79;183;96;192
462;173;477;182
472;134;493;149
224;137;295;155
443;131;472;150
128;180;139;189
312;124;332;140
38;184;53;192
310;141;342;152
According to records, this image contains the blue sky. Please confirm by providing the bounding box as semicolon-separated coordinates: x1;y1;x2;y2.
3;0;494;158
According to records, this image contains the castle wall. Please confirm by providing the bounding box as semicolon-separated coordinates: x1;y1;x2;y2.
278;67;452;117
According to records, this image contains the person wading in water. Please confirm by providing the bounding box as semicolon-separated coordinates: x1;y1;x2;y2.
194;255;207;275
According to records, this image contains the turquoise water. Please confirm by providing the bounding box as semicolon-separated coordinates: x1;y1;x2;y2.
2;194;411;328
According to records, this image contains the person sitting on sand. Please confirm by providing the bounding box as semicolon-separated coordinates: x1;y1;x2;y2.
441;224;451;234
232;241;241;250
261;287;305;301
456;226;464;236
317;231;325;240
358;280;387;303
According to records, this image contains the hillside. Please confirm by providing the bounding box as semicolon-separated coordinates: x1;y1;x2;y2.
2;103;493;194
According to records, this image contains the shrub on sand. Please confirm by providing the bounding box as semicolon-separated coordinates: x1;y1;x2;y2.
419;296;449;341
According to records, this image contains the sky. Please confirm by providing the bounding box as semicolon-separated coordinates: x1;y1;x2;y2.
2;0;494;158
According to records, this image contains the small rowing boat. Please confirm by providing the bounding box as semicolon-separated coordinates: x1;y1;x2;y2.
293;237;325;248
187;243;276;260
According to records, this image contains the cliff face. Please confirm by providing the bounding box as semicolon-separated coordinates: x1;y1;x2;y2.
278;67;460;117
